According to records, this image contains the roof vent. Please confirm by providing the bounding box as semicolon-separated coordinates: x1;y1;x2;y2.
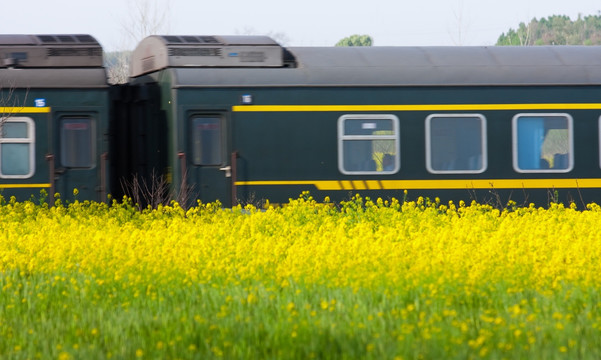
56;35;76;43
0;34;103;68
36;34;99;45
162;35;183;43
161;35;221;44
37;35;59;43
168;47;222;57
131;35;285;77
181;36;201;43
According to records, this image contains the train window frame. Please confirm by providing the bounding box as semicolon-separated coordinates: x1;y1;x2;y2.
60;116;96;169
338;114;400;175
0;117;35;179
512;113;573;173
190;115;224;166
425;114;487;174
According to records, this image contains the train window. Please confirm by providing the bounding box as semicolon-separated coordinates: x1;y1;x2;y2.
338;114;399;174
512;114;573;173
191;116;222;165
0;117;35;178
426;114;487;174
60;117;95;168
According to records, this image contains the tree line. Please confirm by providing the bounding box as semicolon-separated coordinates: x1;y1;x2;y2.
336;14;601;47
496;14;601;46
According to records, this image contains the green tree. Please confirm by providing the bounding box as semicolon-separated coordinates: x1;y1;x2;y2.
497;13;601;46
335;34;373;47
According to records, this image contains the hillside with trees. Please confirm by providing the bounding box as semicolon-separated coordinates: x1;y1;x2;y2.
496;14;601;46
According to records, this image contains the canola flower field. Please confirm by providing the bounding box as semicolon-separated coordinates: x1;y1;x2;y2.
1;192;601;359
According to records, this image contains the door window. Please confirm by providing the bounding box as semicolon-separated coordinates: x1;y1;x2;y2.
61;117;95;168
191;116;222;165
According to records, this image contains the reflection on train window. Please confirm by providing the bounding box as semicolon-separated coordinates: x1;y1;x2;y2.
0;117;35;178
426;114;487;174
192;116;222;165
513;114;573;173
61;117;95;168
338;114;399;174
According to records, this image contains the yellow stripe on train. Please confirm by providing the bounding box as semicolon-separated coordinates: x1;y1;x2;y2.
0;107;51;113
232;103;601;112
0;183;51;189
235;179;601;191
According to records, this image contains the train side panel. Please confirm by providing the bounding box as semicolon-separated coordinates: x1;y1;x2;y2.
128;36;601;207
0;34;111;203
227;86;601;206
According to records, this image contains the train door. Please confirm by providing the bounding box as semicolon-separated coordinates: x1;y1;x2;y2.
54;112;102;202
186;111;231;206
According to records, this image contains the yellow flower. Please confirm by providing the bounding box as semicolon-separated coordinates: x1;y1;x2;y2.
58;352;72;360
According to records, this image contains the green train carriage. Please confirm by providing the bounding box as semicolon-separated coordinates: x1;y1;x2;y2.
129;35;601;207
0;34;111;203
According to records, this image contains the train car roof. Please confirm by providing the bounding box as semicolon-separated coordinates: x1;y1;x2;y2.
131;35;601;86
0;34;107;88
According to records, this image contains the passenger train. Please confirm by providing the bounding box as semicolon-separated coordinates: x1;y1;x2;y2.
2;33;601;207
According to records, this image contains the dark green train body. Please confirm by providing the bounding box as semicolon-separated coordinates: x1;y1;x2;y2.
3;33;601;207
0;35;110;204
128;36;601;207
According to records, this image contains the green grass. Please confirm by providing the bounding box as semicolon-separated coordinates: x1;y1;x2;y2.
1;272;601;359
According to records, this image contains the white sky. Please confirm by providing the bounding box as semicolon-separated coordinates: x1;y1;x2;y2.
1;0;600;51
